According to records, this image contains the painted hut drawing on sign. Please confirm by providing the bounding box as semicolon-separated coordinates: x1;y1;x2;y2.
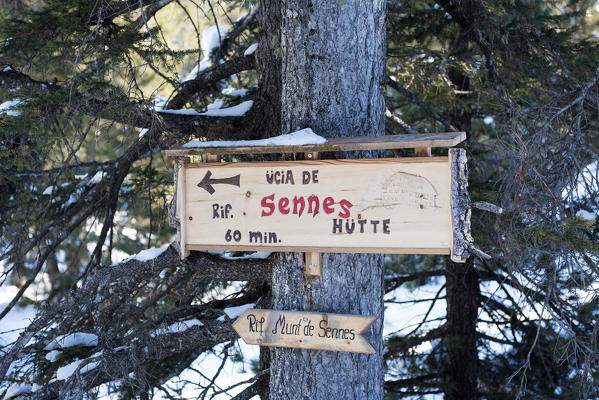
361;171;439;211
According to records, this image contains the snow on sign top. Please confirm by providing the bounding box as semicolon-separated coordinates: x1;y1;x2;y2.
166;132;467;157
182;128;327;149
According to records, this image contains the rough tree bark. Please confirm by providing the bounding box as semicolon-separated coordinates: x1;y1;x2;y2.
255;4;283;399
268;1;386;399
445;256;479;400
444;64;479;400
255;1;282;138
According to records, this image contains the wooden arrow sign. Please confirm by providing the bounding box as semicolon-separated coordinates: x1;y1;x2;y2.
176;154;469;260
232;309;377;354
197;170;241;194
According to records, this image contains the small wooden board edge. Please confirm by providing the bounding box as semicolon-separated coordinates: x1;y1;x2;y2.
165;132;466;157
188;244;451;255
449;148;472;263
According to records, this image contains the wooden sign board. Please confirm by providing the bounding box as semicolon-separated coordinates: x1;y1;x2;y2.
232;309;377;354
174;150;469;260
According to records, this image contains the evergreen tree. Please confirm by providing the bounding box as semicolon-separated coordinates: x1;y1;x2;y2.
0;0;597;399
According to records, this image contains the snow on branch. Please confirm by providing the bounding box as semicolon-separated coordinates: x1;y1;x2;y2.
167;53;256;110
0;65;256;138
0;244;275;395
159;100;254;117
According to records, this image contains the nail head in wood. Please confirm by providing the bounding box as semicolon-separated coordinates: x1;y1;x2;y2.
304;151;321;160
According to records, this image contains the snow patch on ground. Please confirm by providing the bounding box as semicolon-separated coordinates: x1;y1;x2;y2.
182;128;326;148
44;333;98;351
243;43;258;56
0;286;37;349
224;303;255;319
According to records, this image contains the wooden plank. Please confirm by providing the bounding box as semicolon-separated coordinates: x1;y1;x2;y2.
186;244;450;254
181;157;454;254
414;147;432;157
185;157;449;168
232;309;377;354
165;132;466;157
304;151;320;160
302;152;321;277
176;158;190;259
205;154;221;163
304;252;322;277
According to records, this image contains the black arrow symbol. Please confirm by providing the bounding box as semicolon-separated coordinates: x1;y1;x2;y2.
197;170;240;194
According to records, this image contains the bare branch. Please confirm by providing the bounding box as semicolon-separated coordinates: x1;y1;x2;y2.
167;54;256;109
386;76;457;131
385;108;419;135
385;269;445;293
471;201;504;215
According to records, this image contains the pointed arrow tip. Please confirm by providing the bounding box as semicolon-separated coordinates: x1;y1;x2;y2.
197;170;215;194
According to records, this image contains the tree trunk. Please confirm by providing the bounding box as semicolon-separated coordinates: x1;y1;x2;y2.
444;256;479;400
256;4;282;399
255;1;282;138
269;1;386;399
444;62;479;400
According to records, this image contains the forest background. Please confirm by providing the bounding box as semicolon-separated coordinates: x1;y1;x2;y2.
0;0;598;399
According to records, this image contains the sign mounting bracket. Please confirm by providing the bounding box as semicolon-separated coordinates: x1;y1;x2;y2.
302;151;322;278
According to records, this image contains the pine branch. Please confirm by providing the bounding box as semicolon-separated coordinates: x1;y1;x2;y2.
385;374;440;392
131;0;175;30
228;371;269;400
214;6;259;61
384;325;446;361
0;244;275;390
385;108;419;135
385;269;445;292
167;53;256;109
88;0;174;26
0;67;255;138
386;76;458;131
